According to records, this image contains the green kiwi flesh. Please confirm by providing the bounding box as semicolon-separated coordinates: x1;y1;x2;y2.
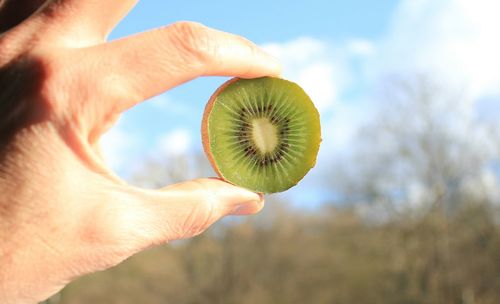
202;77;321;193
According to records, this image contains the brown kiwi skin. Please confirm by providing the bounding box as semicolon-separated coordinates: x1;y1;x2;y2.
201;77;241;183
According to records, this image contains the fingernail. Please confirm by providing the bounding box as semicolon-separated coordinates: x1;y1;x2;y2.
231;199;263;215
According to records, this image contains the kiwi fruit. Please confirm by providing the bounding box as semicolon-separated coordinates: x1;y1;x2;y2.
202;76;321;193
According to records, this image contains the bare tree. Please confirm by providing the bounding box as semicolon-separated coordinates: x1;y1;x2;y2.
334;74;500;217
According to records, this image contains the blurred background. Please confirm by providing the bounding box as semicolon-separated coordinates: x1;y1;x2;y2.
54;0;500;303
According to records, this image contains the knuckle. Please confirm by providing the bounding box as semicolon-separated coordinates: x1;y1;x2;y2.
168;21;215;68
34;56;67;107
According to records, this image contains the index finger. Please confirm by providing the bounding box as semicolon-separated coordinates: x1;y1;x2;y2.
80;21;282;113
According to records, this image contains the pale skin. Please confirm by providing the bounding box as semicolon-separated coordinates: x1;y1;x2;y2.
0;1;281;303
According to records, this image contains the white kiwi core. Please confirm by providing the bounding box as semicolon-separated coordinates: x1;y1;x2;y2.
251;118;278;154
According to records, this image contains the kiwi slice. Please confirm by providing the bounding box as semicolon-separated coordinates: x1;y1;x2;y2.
202;77;321;193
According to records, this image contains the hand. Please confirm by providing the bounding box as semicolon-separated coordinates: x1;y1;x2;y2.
0;1;281;303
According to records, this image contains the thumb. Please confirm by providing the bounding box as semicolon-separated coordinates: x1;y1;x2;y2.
114;178;264;251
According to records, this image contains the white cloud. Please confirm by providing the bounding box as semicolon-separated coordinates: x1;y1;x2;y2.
372;0;500;99
157;128;192;156
325;101;373;151
262;37;348;113
261;37;368;155
346;39;375;57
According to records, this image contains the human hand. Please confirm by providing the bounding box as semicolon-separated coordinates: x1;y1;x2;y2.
0;1;281;303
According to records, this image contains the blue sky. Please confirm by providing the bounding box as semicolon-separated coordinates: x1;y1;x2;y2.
103;1;400;165
112;1;399;42
101;0;500;205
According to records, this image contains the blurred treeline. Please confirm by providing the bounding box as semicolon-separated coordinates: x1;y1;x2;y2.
58;201;500;304
56;76;500;304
